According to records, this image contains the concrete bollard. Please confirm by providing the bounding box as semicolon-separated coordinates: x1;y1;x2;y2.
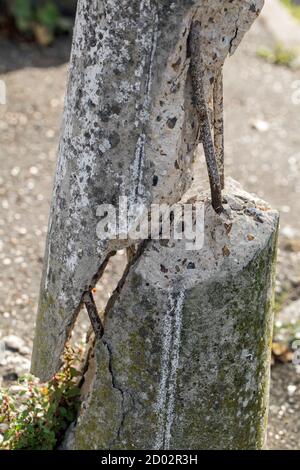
67;180;278;450
31;0;265;383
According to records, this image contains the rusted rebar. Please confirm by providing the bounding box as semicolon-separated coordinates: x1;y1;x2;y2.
213;67;224;189
83;291;104;341
189;20;223;214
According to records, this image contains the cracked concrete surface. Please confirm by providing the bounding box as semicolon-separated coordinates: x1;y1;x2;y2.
67;180;278;450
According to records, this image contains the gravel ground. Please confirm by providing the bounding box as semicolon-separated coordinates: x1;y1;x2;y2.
0;18;300;450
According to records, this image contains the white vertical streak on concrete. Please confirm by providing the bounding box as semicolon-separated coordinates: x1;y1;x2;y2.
165;289;185;449
155;288;185;450
154;290;174;450
130;2;158;207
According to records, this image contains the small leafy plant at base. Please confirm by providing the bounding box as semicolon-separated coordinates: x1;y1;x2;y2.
0;345;84;450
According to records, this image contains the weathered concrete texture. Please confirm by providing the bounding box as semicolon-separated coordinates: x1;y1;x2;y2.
69;180;278;450
31;0;265;381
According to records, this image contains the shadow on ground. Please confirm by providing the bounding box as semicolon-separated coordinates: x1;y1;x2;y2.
0;37;72;74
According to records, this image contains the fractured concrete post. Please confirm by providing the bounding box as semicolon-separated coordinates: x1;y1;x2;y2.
31;0;264;382
67;180;278;450
30;0;272;451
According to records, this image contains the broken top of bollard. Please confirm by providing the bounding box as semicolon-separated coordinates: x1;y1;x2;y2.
31;0;265;381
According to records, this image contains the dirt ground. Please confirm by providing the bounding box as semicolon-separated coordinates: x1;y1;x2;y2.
0;16;300;449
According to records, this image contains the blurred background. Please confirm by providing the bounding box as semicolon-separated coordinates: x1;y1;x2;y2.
0;0;300;449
